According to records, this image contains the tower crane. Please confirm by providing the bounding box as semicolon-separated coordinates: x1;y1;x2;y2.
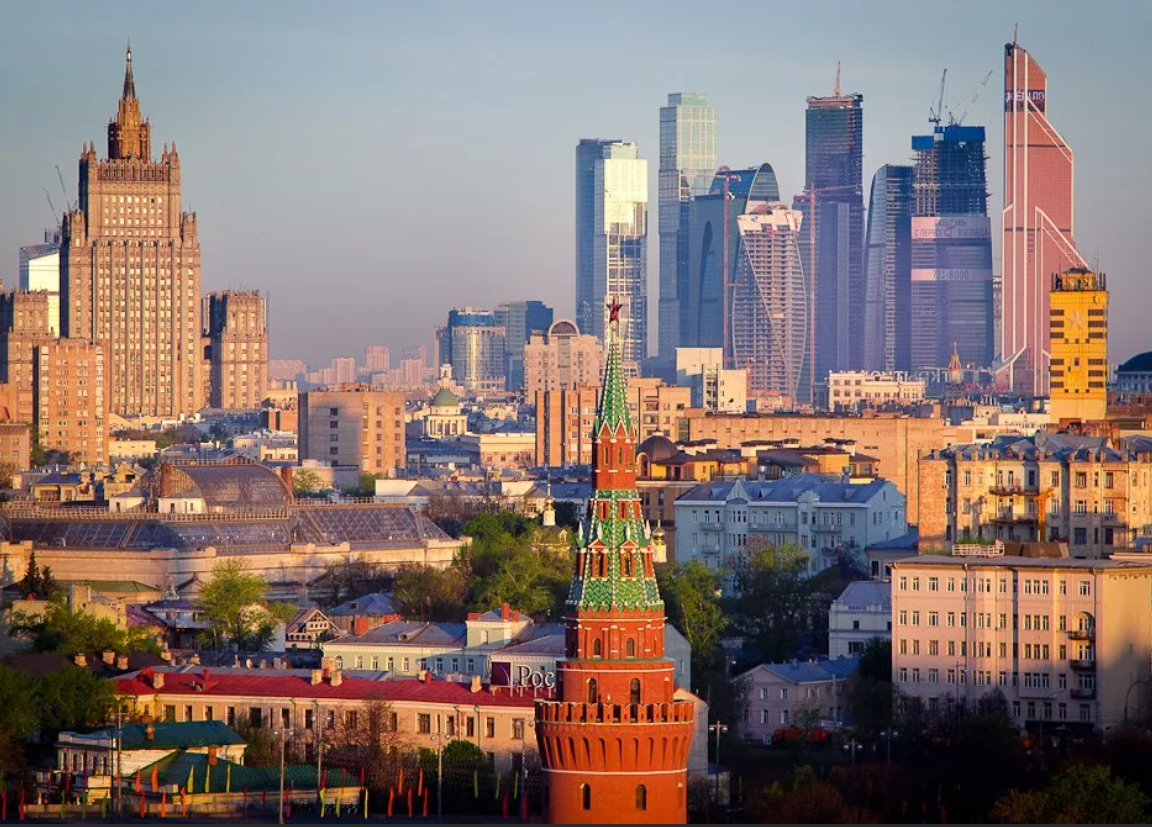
952;70;994;126
42;188;58;225
928;69;947;126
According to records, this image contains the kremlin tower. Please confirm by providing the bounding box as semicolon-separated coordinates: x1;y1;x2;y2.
534;299;696;824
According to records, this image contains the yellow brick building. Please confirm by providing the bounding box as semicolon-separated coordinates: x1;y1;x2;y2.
1049;269;1107;422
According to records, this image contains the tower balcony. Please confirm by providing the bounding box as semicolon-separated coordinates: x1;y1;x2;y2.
535;700;695;726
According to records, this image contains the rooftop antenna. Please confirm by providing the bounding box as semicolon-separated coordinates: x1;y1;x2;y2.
834;60;841;96
1013;23;1018;45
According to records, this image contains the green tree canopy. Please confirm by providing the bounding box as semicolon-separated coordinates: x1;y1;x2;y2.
728;542;814;662
9;596;162;656
194;559;296;651
658;560;726;683
0;665;39;740
994;763;1149;824
35;664;115;738
392;565;467;622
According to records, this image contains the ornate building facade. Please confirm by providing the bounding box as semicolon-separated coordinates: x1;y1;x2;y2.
205;290;268;409
60;45;202;416
535;304;695;824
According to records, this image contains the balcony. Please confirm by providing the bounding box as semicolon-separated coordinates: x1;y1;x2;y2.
811;524;844;534
700;545;722;556
990;510;1038;524
1067;628;1095;641
988;485;1035;497
1069;659;1096;671
1071;687;1097;700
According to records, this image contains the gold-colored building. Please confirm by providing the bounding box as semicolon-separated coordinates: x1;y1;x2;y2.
60;46;202;417
1049;268;1108;423
205;291;268;410
299;385;406;483
891;553;1152;733
33;339;108;466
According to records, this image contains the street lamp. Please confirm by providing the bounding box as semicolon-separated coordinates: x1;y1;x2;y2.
842;737;863;766
707;721;727;804
429;734;443;821
274;731;289;825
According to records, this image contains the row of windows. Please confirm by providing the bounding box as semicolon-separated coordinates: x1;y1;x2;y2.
898;574;1090;596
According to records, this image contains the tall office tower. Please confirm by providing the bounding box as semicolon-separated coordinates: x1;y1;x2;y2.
731;203;809;400
402;344;427;365
910;124;994;372
205;290;268;409
0;290;54;424
658;93;717;362
332;357;357;385
1049;268;1108;422
434;308;507;394
60;45;202;416
862;165;914;372
793;87;864;398
1002;39;1085;396
34;339;108;466
494;300;553;391
364;345;390;374
575;140;648;374
534;309;695;825
523;319;603;396
19;232;61;336
682;164;780;352
299;385;406;481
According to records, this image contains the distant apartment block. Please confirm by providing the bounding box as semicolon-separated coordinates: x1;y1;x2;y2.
205;290;268;410
522;320;601;396
0;290;54;424
299;385;406;483
675;348;747;414
1049;269;1108;423
33;339;108;466
19;239;61;336
827;371;926;411
828;580;891;658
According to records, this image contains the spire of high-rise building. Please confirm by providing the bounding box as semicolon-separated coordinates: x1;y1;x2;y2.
534;300;695;824
108;40;150;161
122;40;136;99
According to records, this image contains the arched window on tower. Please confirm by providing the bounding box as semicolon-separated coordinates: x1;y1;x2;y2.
630;677;641;705
626;638;636;657
581;783;592;811
587;678;598;704
592;638;602;658
635;784;647;811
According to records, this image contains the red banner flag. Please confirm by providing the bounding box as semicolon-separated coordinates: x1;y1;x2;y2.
135;769;141;793
422;787;428;818
151;764;159;793
417;768;424;797
407;788;413;817
388;787;394;818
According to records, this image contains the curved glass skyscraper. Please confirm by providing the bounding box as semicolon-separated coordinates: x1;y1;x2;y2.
863;165;913;372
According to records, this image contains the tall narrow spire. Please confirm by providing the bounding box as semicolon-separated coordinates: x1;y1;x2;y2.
594;296;631;436
122;39;136;100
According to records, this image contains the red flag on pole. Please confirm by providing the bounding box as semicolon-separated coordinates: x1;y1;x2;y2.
18;787;25;821
418;768;424;797
161;788;167;819
135;769;141;793
151;764;159;793
422;787;428;818
388;787;394;817
407;788;413;817
359;767;365;788
521;789;528;821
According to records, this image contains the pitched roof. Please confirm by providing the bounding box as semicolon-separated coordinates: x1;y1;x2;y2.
833;580;891;609
85;720;245;750
327;591;395;617
739;656;860;684
680;474;896;505
330;620;466;648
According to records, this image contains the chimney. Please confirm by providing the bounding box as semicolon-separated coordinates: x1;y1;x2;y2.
352;617;369;636
101;650;115;666
190;653;201;666
470;675;482;693
501;602;510;620
74;653;88;668
423;671;432;685
417;669;428;682
145;723;155;742
152;672;165;690
330;670;343;687
311;669;323;686
116;655;129;671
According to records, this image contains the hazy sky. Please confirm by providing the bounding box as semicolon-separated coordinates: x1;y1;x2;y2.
1;1;1148;367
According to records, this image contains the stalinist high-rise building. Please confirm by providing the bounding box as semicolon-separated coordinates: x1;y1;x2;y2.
60;44;202;417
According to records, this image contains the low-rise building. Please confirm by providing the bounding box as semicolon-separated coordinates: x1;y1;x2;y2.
889;552;1152;733
827;371;926;412
828;580;891;658
675;348;748;414
675;475;907;577
55;720;247;780
284;607;336;651
326;591;399;634
736;657;858;745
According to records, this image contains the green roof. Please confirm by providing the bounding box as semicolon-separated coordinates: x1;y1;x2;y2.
92;721;245;751
140;752;353;793
430;387;460;408
593;321;631;436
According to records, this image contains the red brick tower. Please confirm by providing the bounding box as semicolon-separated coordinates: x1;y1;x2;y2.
535;299;695;824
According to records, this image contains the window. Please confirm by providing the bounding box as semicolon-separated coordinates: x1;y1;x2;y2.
630;678;641;705
780;688;788;700
626;638;636;657
345;710;358;729
185;705;194;722
281;708;290;729
205;707;214;723
928;577;939;592
164;705;176;723
512;719;525;740
592;639;602;658
588;679;598;704
1079;580;1091;597
635;785;647;811
417;713;431;734
485;717;496;738
581;784;592;811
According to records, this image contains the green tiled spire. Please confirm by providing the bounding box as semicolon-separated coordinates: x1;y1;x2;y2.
593;302;632;435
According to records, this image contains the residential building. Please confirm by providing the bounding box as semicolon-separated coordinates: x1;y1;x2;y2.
18;238;61;336
493;300;553;393
284;606;336;651
681;409;962;518
828;580;891;658
1049;269;1108;423
0;422;31;471
522;319;602;396
1115;351;1152;396
33;338;108;466
434;308;506;394
269;359;306;383
60;46;202;416
457;430;535;470
658;92;717;362
1001;40;1086;395
675;348;747;414
862;165;913;372
917;433;1152;557
325;591;399;635
794;87;865;397
574;139;648;374
0;289;54;423
732;203;809;400
675;475;907;578
827;371;926;411
299;384;406;482
332;357;357;385
890;554;1152;732
736;657;858;745
364;345;390;374
204;291;268;410
55;720;247;780
535;309;696;826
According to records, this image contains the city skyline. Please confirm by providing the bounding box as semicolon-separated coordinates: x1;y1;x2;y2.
0;2;1149;365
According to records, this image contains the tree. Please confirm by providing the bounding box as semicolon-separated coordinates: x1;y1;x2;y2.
35;665;115;738
392;565;466;622
342;473;383;498
728;542;813;663
326;697;407;792
0;462;18;490
39;565;59;598
314;557;393;609
0;665;39;740
292;469;326;498
845;638;893;736
9;597;162;655
658;561;726;683
22;552;42;597
994;764;1149;824
194;559;296;651
552;500;580;531
469;543;570;618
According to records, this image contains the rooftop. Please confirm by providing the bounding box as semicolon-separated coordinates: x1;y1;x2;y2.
327;620;467;648
678;474;896;505
739;656;860;684
832;580;891;609
892;555;1152;572
78;720;245;751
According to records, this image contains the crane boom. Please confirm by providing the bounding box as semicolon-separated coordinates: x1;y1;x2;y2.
929;69;947;125
954;70;994;126
42;188;58;224
55;165;71;212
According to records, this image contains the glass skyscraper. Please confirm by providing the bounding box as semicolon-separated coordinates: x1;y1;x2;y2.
863;164;913;372
793;91;865;399
575;139;648;374
910;124;995;371
658;93;716;363
494;300;553;392
435;307;507;393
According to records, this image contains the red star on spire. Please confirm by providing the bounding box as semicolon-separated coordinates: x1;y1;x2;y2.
607;296;623;323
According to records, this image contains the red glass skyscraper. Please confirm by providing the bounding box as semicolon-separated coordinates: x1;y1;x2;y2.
1001;38;1085;396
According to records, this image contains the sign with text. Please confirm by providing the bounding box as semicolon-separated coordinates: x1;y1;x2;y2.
911;216;991;241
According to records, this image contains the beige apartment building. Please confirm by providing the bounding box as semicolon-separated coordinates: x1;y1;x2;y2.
681;410;963;519
205;290;268;409
0;290;54;424
827;371;926;411
522;319;601;396
918;433;1152;557
890;552;1152;733
33;339;108;466
299;384;406;483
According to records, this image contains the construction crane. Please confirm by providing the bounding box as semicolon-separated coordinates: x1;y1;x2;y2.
952;70;994;126
928;68;947;126
55;165;72;212
42;188;58;225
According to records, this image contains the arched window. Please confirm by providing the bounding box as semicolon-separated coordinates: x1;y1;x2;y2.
635;784;647;810
335;656;344;670
630;678;641;705
592;638;602;658
581;783;592;810
626;638;636;658
587;678;598;704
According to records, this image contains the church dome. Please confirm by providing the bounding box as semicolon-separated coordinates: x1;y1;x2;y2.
430;387;460;408
637;434;678;463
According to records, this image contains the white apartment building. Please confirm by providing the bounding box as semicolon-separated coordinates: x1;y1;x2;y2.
828;371;926;411
675;347;748;414
829;579;892;658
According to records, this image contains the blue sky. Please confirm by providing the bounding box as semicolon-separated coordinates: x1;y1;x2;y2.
1;1;1148;365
